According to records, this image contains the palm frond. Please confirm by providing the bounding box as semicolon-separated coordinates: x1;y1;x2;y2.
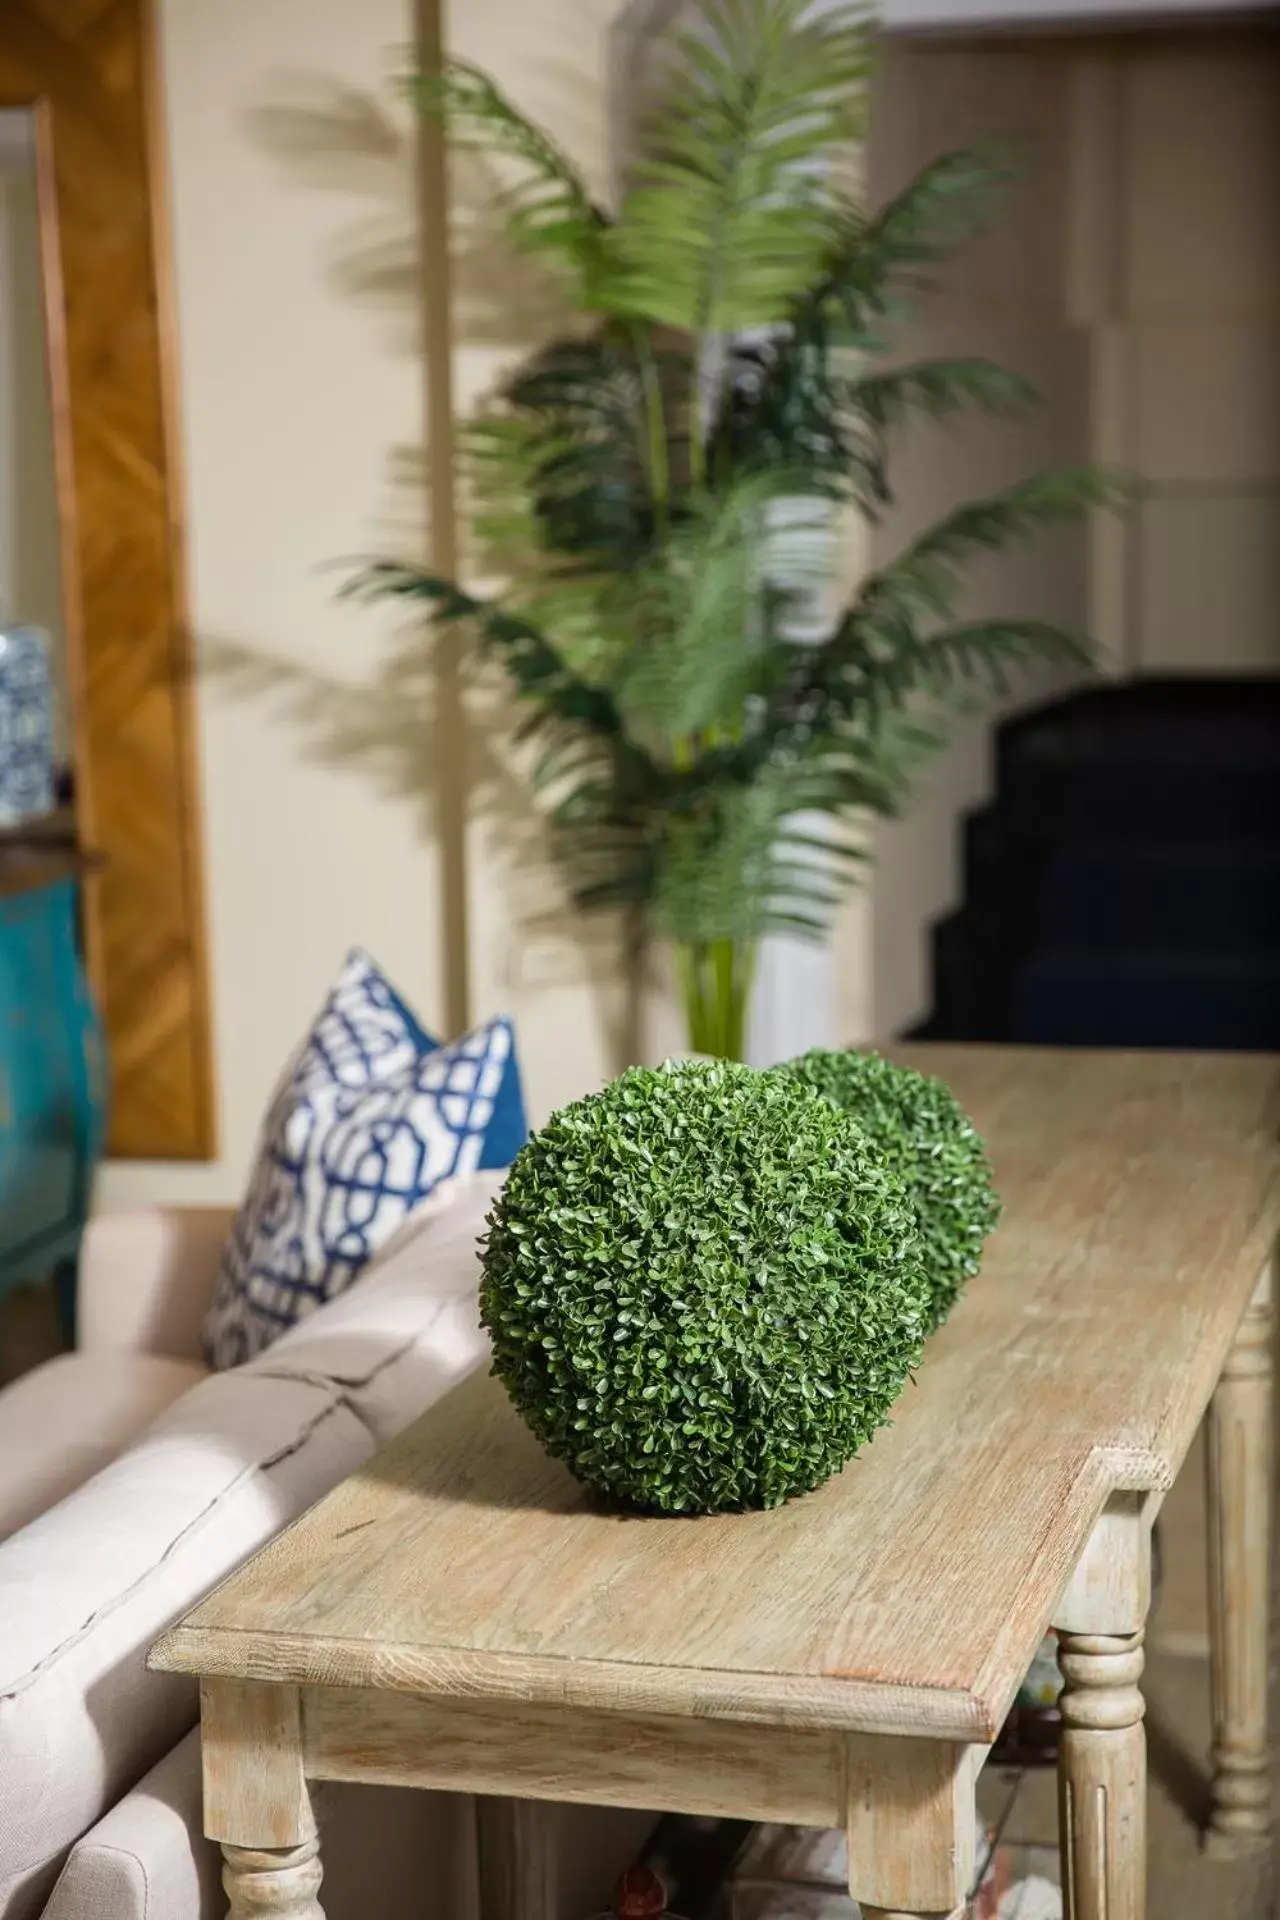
548;755;664;915
460;415;572;571
459;335;691;680
381;23;1136;987
814;145;1022;339
721;352;1042;512
654;760;868;947
600;0;875;335
719;333;869;498
613;472;829;754
775;601;1094;770
856;466;1131;628
848;616;1091;711
411;59;609;292
851;357;1039;432
911;618;1091;697
720;150;1029;497
344;563;623;737
499;333;692;560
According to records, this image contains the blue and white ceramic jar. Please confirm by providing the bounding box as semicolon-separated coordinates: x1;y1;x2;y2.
0;625;56;827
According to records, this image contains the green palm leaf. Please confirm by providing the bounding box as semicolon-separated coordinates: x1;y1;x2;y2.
655;761;868;947
412;59;609;293
614;472;828;754
857;466;1132;627
912;619;1091;696
498;333;691;559
851;357;1039;432
367;15;1139;1040
814;145;1021;339
600;0;875;335
843;616;1091;710
344;563;623;737
721;146;1028;499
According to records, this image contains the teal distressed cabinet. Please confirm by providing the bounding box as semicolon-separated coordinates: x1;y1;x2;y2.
0;861;106;1337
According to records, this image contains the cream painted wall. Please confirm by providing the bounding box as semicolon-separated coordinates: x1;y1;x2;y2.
102;0;645;1208
99;6;1279;1205
839;24;1280;1043
837;37;1091;1043
99;1;1094;1202
445;0;666;1117
101;0;442;1206
1101;32;1280;675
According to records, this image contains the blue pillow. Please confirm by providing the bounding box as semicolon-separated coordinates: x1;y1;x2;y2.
203;950;526;1369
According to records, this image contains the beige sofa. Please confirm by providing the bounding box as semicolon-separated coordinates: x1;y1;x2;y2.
0;1178;653;1920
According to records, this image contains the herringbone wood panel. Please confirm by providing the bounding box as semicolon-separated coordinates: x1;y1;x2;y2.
2;0;214;1158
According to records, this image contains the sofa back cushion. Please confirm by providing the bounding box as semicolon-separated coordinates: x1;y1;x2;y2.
243;1170;501;1445
0;1171;498;1919
0;1354;207;1544
0;1372;372;1920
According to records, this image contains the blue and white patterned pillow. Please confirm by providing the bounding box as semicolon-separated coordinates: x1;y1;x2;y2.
203;951;527;1369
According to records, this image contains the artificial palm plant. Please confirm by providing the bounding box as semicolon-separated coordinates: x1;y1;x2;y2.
353;0;1121;1060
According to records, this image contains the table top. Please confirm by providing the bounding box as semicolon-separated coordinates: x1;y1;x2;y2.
152;1045;1280;1741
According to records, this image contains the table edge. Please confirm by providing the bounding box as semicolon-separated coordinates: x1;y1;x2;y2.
147;1625;1000;1741
144;1408;1193;1753
149;1213;1279;1752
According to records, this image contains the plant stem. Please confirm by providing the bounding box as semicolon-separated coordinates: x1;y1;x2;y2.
690;333;728;492
631;324;669;535
674;937;757;1061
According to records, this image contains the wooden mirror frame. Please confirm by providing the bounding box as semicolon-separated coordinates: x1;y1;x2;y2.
1;2;214;1160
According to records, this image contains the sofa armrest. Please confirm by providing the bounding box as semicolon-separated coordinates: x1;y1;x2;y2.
43;1725;657;1920
41;1728;222;1920
77;1207;236;1363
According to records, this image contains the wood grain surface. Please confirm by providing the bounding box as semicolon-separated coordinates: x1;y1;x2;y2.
201;1681;316;1851
152;1047;1280;1742
0;0;214;1159
1056;1630;1147;1920
844;1736;980;1916
475;1800;555;1920
303;1686;846;1826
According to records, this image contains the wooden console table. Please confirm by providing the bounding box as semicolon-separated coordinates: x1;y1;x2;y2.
151;1046;1280;1920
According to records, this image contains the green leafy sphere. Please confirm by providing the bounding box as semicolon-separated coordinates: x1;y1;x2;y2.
773;1049;1000;1331
479;1059;931;1515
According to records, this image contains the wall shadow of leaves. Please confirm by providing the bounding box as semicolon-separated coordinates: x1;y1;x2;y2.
201;67;646;1070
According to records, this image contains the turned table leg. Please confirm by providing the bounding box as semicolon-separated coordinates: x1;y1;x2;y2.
200;1682;326;1920
1057;1629;1146;1920
476;1797;556;1920
222;1840;324;1918
860;1909;963;1918
1052;1489;1153;1920
1205;1257;1275;1856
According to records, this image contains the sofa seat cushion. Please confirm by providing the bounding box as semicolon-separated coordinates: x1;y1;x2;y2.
0;1352;208;1543
0;1369;373;1920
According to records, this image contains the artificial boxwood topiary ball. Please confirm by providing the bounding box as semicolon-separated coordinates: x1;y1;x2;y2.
774;1049;1000;1331
479;1059;930;1515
